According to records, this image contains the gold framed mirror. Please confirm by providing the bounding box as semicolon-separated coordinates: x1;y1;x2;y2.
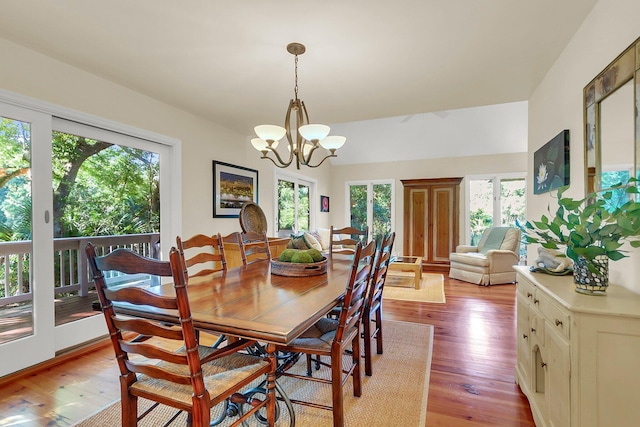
583;36;640;194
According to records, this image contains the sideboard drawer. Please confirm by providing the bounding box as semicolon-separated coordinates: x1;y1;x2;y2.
536;290;570;340
517;276;536;301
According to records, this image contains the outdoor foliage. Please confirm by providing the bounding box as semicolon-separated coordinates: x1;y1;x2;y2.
349;184;392;244
278;179;309;233
0;118;160;298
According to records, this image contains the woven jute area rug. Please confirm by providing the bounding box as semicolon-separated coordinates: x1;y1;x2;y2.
384;273;446;304
74;320;433;426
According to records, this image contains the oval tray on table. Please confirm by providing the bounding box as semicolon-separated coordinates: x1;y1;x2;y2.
271;258;328;277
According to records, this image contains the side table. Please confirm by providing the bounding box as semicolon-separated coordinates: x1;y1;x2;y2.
388;256;423;289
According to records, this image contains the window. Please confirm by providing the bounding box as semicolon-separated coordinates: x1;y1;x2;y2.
466;175;526;245
346;181;394;244
276;172;314;237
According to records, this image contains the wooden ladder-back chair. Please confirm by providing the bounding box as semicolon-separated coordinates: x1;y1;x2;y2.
176;232;228;346
222;231;247;267
329;226;369;257
86;243;273;427
363;232;396;376
241;231;271;264
276;240;377;427
176;233;227;278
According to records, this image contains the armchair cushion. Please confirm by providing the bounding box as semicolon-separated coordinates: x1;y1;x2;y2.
449;227;520;286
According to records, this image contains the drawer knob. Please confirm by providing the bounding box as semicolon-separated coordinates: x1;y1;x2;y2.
530;327;536;333
527;292;532;298
541;362;547;368
523;333;528;340
534;298;539;304
555;319;563;327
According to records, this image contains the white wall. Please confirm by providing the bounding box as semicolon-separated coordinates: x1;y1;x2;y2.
331;152;527;255
528;0;640;293
0;37;332;240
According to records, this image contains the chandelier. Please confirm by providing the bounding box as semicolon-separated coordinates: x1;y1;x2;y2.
251;42;346;169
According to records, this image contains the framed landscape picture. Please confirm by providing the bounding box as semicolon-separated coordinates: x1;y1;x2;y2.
212;161;258;218
533;130;570;194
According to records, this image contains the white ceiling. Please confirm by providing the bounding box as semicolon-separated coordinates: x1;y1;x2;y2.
0;1;598;165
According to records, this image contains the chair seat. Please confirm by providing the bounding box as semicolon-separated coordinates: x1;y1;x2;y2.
449;251;490;267
131;346;270;407
289;317;340;350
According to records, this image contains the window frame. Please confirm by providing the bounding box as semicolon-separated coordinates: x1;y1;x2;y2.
274;170;317;236
463;173;526;245
344;179;395;243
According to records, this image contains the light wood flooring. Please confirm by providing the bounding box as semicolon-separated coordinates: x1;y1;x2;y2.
0;276;535;426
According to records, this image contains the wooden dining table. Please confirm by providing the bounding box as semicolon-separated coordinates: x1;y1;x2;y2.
111;254;355;426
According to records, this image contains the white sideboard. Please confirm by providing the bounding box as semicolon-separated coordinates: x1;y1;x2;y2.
514;266;640;427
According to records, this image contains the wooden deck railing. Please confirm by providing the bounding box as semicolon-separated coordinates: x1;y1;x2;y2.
0;233;160;306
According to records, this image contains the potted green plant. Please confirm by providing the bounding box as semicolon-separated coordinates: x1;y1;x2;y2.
521;177;640;295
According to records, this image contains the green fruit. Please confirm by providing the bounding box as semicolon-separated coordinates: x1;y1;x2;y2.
279;249;297;262
291;251;314;263
306;248;323;262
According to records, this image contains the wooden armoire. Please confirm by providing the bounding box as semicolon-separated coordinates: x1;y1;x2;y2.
402;178;462;272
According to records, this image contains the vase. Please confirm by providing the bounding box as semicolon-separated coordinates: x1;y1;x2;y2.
573;255;608;295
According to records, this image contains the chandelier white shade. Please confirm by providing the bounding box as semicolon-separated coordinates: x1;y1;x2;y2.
251;42;346;169
319;135;346;151
254;125;286;142
298;124;330;141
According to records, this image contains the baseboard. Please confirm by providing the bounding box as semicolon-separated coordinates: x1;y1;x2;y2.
0;335;110;386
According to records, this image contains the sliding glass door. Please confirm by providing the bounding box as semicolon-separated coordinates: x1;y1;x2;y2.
276;173;313;236
0;96;180;376
347;181;394;244
0;103;55;376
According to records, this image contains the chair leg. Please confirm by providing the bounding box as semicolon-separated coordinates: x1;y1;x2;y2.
121;391;138;427
306;353;313;376
352;334;362;398
191;396;211;427
363;313;373;377
375;307;384;354
331;347;345;427
119;373;139;427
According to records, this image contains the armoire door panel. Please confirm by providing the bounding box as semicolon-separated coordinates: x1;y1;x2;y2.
432;186;455;262
402;178;461;272
409;189;428;257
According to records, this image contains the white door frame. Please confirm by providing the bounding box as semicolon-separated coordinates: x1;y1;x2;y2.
0;90;181;374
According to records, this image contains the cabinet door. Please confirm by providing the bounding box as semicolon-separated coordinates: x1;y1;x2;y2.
546;325;570;427
430;185;458;265
406;187;428;258
516;295;532;391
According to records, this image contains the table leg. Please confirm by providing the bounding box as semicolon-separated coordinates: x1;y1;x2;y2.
415;265;422;289
265;343;277;427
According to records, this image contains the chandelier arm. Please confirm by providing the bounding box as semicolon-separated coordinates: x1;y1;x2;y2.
264;146;293;168
299;143;321;165
283;99;298;167
261;152;293;169
304;153;337;168
300;100;311;125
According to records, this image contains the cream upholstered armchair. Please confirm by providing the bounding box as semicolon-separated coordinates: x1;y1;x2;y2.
449;226;521;286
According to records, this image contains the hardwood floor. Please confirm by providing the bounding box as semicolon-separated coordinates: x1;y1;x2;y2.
0;276;535;426
385;276;535;426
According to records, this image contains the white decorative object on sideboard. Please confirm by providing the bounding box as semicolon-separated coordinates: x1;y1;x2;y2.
514;266;640;427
